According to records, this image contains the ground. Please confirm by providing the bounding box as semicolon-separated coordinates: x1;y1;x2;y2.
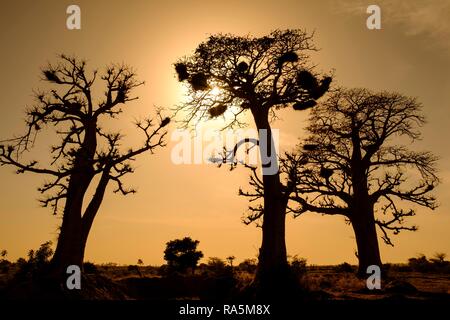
0;263;449;301
302;267;450;300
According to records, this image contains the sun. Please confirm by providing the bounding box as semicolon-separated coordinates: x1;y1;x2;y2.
209;86;221;98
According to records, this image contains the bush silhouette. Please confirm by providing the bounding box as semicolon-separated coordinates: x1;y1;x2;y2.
238;259;258;274
408;254;432;272
127;265;142;277
204;257;233;277
408;253;450;273
335;262;355;273
164;237;203;274
83;262;98;274
0;250;10;274
14;241;53;280
289;255;307;277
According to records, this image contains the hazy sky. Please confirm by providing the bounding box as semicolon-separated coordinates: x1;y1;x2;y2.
0;0;449;266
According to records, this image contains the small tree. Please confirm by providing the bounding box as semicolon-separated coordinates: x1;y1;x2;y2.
15;241;54;279
163;237;203;274
0;249;9;273
288;255;307;277
0;55;170;278
29;241;54;263
226;255;236;267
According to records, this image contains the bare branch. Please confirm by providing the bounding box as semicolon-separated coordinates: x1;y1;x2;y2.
174;30;328;130
0;55;170;224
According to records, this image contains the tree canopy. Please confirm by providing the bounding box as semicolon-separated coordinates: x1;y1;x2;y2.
242;88;439;245
164;237;204;273
175;29;331;129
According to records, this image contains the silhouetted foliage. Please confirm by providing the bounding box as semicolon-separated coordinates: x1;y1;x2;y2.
335;262;355;273
408;253;450;273
174;29;331;296
226;256;236;267
125;259;145;277
242;87;439;276
408;255;430;272
208;104;227;118
15;241;53;279
208;258;223;267
0;54;170;275
0;250;9;274
164;237;204;274
174;29;330;129
238;258;258;274
289;255;308;277
205;257;230;276
83;262;98;274
174;63;189;81
127;265;142;277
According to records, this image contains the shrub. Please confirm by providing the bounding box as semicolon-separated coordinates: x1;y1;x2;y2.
430;253;449;268
0;250;9;273
199;257;234;278
207;257;226;269
238;259;257;274
83;262;98;274
289;255;307;277
206;257;228;274
429;253;450;273
158;264;169;276
14;241;53;279
335;262;355;273
408;254;433;272
164;237;204;274
382;263;392;276
406;253;450;273
127;265;142;277
226;256;236;267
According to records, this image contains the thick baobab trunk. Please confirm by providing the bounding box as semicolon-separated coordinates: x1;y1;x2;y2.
349;132;382;277
51;172;91;276
255;173;294;296
51;167;108;277
351;206;382;277
51;124;97;277
251;110;295;298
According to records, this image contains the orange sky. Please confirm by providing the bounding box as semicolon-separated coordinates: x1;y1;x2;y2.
0;0;449;266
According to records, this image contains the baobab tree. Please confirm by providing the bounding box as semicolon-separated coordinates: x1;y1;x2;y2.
0;55;170;278
174;30;331;295
241;88;439;276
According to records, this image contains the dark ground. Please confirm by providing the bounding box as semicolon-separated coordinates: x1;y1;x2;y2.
1;262;448;301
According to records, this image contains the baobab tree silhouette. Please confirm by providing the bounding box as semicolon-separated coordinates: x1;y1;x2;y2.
174;30;331;297
0;54;170;280
242;87;439;276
